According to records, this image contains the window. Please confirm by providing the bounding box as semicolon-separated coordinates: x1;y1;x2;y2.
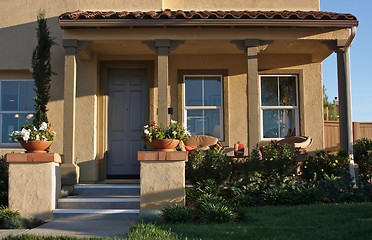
0;80;35;144
184;75;223;140
260;75;299;139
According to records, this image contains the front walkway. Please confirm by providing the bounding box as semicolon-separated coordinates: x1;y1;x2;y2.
0;220;133;239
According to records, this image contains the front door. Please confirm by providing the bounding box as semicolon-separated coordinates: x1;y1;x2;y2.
107;68;147;177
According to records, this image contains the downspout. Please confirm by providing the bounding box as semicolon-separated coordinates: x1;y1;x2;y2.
344;26;357;183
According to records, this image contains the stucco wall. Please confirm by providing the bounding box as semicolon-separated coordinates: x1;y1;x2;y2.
165;0;319;11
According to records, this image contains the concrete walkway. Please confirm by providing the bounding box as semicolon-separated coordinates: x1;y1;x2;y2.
0;220;134;239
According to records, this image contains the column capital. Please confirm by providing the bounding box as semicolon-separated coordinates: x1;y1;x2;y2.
63;39;78;55
231;39;272;53
142;39;184;54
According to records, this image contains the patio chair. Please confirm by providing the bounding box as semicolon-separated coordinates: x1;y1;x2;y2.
179;135;223;152
277;136;312;154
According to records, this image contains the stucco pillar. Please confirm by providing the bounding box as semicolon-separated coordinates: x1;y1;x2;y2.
6;153;61;221
62;39;79;185
337;45;356;182
245;40;260;152
156;40;170;126
137;151;188;215
142;40;183;126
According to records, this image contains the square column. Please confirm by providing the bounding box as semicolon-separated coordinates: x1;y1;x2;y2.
156;40;171;126
245;40;260;152
62;39;79;185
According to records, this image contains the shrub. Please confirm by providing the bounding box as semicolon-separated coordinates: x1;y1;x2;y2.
161;205;194;223
259;142;297;178
0;206;20;228
292;186;326;204
127;222;182;240
186;149;232;184
0;156;8;206
353;138;372;182
300;150;349;181
198;201;236;223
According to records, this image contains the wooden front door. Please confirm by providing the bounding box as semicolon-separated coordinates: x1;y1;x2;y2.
107;68;147;177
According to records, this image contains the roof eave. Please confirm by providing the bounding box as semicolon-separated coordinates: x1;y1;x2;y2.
59;19;359;29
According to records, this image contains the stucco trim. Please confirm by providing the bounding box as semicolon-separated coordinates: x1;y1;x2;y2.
60;19;358;29
177;69;229;145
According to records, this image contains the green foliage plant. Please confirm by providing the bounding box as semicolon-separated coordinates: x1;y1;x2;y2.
0;156;8;206
161;204;194;223
353;138;372;182
186;149;232;184
32;10;55;127
260;142;297;177
198;201;236;223
300;150;349;181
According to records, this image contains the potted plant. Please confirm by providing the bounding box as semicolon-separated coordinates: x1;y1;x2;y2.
142;120;191;151
11;122;56;153
10;10;56;153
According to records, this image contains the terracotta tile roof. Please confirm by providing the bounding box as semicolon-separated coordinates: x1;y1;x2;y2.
59;9;357;21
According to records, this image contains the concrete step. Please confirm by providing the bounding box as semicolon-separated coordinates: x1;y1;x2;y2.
58;196;140;209
73;184;140;196
52;209;140;221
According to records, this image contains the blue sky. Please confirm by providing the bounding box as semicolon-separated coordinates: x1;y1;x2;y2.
321;1;371;122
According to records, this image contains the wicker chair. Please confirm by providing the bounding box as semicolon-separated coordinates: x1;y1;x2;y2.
178;135;223;151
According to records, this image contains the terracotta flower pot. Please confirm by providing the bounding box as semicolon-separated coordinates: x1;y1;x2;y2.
148;139;180;152
20;141;53;153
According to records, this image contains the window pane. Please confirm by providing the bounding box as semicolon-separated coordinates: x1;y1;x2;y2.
1;114;18;143
204;77;221;106
263;109;280;138
261;77;278;106
263;109;296;138
185;77;202;106
279;109;296;138
1;81;18;111
1;113;34;143
279;77;296;106
187;109;221;139
19;81;35;111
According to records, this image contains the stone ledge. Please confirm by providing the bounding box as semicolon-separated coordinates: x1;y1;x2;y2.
6;153;62;163
138;151;188;162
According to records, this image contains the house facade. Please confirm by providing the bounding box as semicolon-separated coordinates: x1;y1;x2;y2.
0;0;358;184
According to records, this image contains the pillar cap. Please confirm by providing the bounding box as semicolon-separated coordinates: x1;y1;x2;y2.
6;153;62;163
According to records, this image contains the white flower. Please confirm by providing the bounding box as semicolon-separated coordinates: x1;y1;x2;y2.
36;135;40;140
42;136;47;140
22;131;30;141
185;130;191;136
39;122;48;131
33;126;37;131
144;125;149;128
170;119;177;124
144;129;150;135
172;131;177;136
52;131;56;135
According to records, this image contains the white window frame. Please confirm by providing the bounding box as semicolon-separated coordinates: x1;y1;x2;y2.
0;79;35;146
259;75;299;141
183;75;224;141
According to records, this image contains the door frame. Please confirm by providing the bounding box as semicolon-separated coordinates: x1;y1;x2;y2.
98;61;154;180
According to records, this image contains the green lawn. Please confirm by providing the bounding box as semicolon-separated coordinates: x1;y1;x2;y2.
128;203;372;240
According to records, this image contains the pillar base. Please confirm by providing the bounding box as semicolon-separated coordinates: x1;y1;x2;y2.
61;163;80;185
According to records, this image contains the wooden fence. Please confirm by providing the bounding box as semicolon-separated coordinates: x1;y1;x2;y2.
324;121;372;150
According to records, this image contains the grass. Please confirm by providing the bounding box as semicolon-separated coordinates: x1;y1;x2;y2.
128;203;372;240
4;203;372;240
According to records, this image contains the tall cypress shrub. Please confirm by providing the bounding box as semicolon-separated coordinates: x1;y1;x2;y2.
31;10;55;127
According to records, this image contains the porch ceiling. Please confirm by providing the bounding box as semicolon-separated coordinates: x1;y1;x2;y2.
86;39;333;62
